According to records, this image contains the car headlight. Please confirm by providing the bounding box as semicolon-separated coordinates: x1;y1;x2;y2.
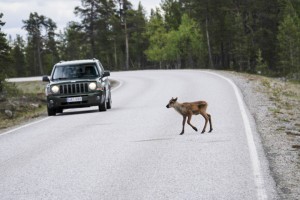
89;82;97;90
51;85;59;94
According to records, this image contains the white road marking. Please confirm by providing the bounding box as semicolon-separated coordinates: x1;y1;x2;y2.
0;117;51;136
111;79;123;91
204;71;268;200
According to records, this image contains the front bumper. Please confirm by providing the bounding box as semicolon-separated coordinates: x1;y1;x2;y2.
47;92;105;109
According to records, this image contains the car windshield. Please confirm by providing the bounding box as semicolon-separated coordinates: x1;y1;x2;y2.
52;64;98;80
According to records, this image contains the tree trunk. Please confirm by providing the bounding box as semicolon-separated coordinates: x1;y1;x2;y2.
90;0;95;58
114;39;117;69
125;19;129;70
37;39;44;75
206;15;214;69
188;45;193;68
177;54;181;69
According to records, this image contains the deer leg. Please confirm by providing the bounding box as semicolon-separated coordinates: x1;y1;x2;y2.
200;113;209;133
180;116;187;135
187;114;198;132
207;113;213;132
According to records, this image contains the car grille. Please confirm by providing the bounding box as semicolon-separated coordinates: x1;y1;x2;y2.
59;82;89;94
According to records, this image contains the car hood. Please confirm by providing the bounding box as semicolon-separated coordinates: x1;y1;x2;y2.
50;79;97;84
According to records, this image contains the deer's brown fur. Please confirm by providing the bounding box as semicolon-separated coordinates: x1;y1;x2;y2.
166;97;213;135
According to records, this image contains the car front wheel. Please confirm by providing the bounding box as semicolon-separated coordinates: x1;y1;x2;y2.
99;97;107;112
106;91;112;109
47;106;56;116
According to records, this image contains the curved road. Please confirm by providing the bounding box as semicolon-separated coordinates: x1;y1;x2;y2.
0;70;278;199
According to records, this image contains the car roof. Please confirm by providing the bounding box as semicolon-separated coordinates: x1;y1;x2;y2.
55;59;98;66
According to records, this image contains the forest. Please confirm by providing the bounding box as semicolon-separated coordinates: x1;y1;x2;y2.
0;0;300;82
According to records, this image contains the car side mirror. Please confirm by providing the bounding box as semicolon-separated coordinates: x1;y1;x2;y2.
103;71;110;78
42;76;50;82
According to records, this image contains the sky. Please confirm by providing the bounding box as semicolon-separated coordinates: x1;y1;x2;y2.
0;0;162;39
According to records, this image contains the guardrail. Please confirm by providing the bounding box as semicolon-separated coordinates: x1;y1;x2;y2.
6;76;44;82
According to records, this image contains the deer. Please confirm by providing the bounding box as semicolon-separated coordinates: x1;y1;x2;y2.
166;97;213;135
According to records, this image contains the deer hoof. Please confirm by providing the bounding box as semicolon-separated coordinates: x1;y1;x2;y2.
209;129;213;133
201;130;205;134
193;127;198;132
180;132;184;135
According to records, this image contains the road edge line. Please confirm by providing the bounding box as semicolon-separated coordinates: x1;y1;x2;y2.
204;71;268;200
111;79;123;92
0;117;51;137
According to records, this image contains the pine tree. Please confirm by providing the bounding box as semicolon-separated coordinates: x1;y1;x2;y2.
23;12;57;75
127;2;148;69
277;0;300;78
144;9;167;69
74;0;100;58
256;49;268;75
161;0;182;30
44;18;59;73
11;35;27;77
0;13;12;91
231;12;250;72
179;14;203;68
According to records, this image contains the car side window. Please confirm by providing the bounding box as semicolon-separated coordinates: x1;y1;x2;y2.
97;61;105;75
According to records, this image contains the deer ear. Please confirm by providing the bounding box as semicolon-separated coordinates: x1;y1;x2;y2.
174;97;178;101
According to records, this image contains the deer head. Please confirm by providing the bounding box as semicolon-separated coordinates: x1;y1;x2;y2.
166;97;178;108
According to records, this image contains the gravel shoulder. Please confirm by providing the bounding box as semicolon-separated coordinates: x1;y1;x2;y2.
219;71;300;200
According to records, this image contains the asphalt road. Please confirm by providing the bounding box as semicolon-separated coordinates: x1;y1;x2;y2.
0;70;278;200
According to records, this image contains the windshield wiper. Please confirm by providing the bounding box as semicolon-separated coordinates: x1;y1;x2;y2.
53;77;69;80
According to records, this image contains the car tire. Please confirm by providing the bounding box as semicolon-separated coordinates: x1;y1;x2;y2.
56;109;63;113
99;98;107;112
106;91;112;109
47;106;56;116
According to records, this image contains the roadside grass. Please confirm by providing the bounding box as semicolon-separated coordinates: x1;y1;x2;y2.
265;79;300;123
0;81;47;129
15;81;47;94
220;70;300;138
236;72;300;137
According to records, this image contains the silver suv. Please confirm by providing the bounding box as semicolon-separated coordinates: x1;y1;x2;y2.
42;59;111;116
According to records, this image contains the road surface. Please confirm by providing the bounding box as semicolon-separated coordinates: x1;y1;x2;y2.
0;70;278;199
